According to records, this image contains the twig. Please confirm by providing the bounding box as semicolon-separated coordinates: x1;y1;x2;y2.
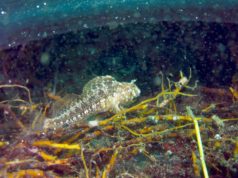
81;144;89;178
186;106;209;178
0;84;32;105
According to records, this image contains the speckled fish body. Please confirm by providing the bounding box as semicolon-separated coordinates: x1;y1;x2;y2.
43;75;140;131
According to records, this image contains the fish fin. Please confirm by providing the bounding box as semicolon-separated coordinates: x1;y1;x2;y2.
51;93;80;116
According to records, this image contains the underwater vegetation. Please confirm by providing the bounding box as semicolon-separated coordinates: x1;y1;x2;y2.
0;19;238;177
0;70;237;178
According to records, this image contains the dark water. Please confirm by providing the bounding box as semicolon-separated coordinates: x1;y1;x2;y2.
0;21;237;97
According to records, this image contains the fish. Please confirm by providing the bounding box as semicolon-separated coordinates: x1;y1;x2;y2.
43;75;140;131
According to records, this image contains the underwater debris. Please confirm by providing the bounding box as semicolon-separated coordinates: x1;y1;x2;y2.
43;75;140;131
0;72;237;177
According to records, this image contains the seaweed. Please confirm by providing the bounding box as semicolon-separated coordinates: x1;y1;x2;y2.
0;71;237;178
